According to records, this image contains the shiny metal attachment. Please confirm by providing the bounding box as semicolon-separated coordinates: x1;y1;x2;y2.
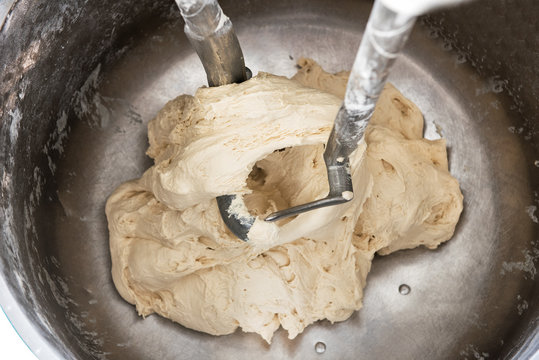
265;0;416;222
176;0;256;240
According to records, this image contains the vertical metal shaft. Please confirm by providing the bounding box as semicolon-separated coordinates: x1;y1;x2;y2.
175;0;248;86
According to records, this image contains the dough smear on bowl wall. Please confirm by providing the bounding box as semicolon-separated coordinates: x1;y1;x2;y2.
105;58;463;343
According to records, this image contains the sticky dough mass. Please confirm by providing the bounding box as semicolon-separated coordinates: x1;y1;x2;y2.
105;58;463;343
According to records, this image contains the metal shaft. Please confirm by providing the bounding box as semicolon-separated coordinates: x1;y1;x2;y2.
265;1;417;223
176;0;248;86
176;0;255;240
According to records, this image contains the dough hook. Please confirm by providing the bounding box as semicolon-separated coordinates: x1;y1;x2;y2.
175;0;470;240
175;0;254;240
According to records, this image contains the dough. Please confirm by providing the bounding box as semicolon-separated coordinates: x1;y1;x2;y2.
106;58;463;343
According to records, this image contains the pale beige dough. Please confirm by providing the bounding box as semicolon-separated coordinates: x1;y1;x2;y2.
105;58;463;343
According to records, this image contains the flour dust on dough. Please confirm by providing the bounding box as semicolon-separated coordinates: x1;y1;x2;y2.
105;58;463;343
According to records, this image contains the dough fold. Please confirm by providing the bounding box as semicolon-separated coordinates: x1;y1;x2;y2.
106;58;463;343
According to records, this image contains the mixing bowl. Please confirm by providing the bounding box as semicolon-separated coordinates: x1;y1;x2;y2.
1;0;538;358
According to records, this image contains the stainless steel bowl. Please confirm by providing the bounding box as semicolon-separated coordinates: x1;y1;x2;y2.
1;0;538;358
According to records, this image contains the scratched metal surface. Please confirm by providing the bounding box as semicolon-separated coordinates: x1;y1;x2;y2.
0;0;537;359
